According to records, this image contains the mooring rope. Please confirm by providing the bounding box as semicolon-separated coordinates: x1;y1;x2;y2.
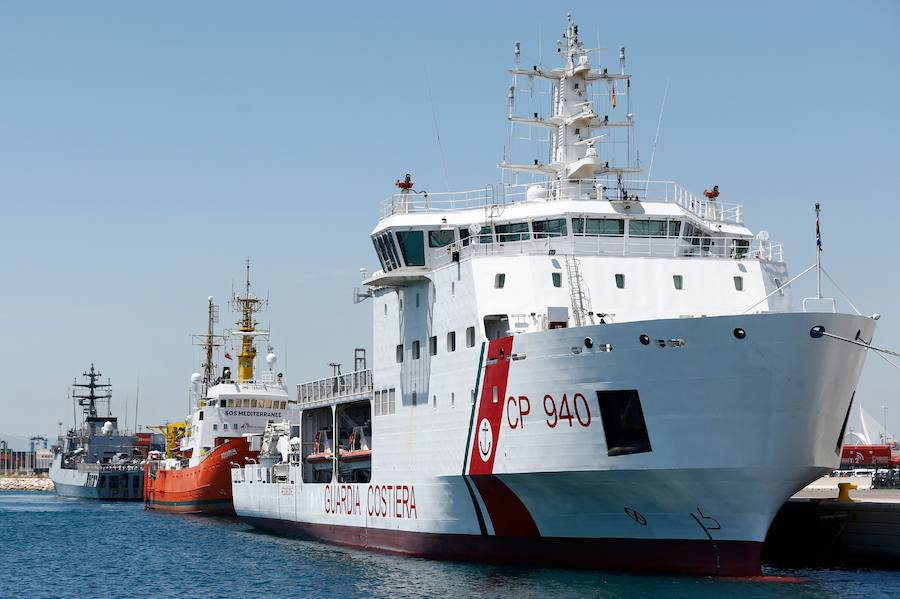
812;326;900;371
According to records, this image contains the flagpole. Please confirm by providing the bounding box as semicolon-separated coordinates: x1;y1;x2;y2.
815;202;822;300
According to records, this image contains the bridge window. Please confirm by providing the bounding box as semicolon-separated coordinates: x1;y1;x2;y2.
615;274;625;289
372;238;388;272
628;220;668;238
396;344;404;363
396;230;425;266
429;229;455;248
533;218;568;238
495;222;530;242
552;272;562;287
412;340;420;360
673;275;683;290
573;218;624;236
734;276;744;291
466;326;476;348
447;331;456;352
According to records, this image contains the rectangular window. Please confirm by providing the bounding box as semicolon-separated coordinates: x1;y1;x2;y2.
552;272;562;287
412;340;420;360
573;218;625;236
429;336;437;356
396;230;426;266
447;331;456;352
389;388;396;413
597;390;652;456
668;221;682;237
734;276;744;291
428;229;455;248
223;423;229;430
532;218;568;238
384;233;402;269
373;237;388;272
375;390;382;416
213;424;218;431
459;227;471;246
220;400;227;408
628;220;668;237
615;274;625;289
732;239;750;259
412;390;417;406
451;392;456;408
433;395;437;409
477;225;494;244
396;344;404;363
198;411;204;421
673;275;683;290
494;273;506;288
466;326;476;348
495;222;530;242
250;399;258;408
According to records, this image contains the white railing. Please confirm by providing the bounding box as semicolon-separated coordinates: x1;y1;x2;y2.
380;179;743;224
297;369;373;406
429;234;783;268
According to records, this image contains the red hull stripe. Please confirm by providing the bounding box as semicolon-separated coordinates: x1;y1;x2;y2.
470;475;539;537
467;336;514;476
241;516;763;577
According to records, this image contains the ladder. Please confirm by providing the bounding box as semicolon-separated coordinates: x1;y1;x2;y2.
564;255;593;327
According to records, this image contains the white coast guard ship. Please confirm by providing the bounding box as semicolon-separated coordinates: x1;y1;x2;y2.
232;15;876;576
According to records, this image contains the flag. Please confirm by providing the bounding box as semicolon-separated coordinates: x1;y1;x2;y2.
224;352;232;360
611;84;617;108
816;214;822;251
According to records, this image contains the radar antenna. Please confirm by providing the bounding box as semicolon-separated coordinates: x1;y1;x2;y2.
71;364;112;419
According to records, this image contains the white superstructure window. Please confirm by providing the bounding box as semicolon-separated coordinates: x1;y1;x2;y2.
573;218;624;236
495;273;506;288
451;392;456;408
552;272;562;287
466;326;476;347
615;274;626;289
389;388;396;413
213;424;218;431
396;344;404;363
734;276;744;291
673;275;684;290
412;340;421;360
447;331;456;352
429;336;437;356
223;423;229;430
533;218;568;238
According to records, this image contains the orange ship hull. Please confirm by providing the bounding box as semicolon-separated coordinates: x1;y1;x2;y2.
144;437;252;515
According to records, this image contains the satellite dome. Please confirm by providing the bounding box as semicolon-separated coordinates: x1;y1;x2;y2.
208;295;214;302
191;372;202;383
266;353;277;367
468;223;482;236
756;230;770;242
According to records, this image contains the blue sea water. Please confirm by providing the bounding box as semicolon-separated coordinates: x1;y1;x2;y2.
1;491;898;599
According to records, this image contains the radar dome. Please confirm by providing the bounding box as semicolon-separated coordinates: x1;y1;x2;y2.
266;353;277;367
191;372;202;383
208;295;214;302
756;230;770;242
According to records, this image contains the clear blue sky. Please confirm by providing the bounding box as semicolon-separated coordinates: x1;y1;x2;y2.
1;1;898;447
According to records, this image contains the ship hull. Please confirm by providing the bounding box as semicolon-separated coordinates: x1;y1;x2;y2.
144;437;253;515
241;515;761;576
50;456;144;501
233;312;874;576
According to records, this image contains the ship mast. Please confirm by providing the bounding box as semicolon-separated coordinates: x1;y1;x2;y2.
71;364;112;419
192;296;224;394
231;259;267;383
502;14;640;199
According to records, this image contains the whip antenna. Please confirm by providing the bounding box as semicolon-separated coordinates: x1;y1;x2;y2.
645;78;669;192
424;66;450;192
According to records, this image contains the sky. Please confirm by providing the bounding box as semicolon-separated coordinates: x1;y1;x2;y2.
0;1;898;448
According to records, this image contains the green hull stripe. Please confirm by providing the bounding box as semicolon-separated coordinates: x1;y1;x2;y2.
462;341;487;473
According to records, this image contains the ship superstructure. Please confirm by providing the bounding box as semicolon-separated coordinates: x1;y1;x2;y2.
232;16;877;576
50;365;144;500
144;263;290;515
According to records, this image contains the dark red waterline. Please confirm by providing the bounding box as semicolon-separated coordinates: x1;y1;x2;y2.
241;516;763;577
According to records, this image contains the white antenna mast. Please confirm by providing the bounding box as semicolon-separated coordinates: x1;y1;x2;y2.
645;77;670;192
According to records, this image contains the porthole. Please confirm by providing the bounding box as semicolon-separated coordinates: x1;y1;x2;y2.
584;337;593;349
734;328;746;339
639;334;650;345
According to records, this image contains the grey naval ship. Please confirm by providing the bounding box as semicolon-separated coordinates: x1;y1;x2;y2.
50;364;144;500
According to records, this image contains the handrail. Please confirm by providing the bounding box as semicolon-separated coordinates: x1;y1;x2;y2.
427;234;783;268
297;369;373;406
379;179;743;224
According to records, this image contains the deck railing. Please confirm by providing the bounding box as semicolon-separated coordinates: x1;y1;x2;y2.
380;180;743;224
297;369;373;407
429;234;783;268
